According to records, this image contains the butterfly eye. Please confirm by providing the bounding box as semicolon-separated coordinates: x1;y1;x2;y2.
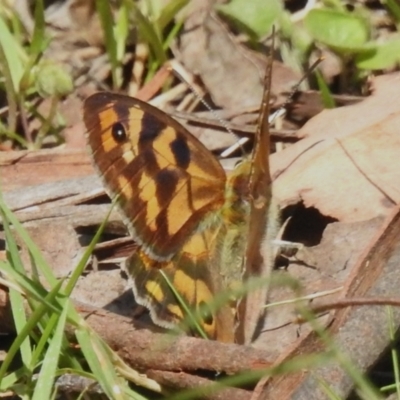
111;122;127;142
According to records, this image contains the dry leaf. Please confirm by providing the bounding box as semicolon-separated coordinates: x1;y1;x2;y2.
271;72;400;222
179;11;299;110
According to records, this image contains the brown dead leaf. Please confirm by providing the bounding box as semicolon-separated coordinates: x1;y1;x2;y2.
0;148;92;192
259;206;400;399
254;217;383;355
271;72;400;222
289;91;362;121
179;11;299;111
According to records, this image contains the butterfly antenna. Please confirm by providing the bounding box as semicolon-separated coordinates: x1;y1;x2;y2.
274;56;323;121
168;60;241;142
221;56;323;158
168;56;322;160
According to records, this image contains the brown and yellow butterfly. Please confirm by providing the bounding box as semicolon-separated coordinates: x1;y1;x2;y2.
83;62;273;344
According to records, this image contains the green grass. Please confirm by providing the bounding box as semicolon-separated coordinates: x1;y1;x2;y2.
1;0;400;398
0;0;72;150
2;0;400;149
0;0;189;150
0;189;396;398
95;0;189;89
0;194;150;399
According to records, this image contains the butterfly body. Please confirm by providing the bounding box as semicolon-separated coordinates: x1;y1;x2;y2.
84;82;272;343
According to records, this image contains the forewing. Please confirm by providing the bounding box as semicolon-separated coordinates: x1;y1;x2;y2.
84;92;226;261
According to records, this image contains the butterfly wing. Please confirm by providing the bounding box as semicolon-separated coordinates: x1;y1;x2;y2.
236;53;274;344
84;92;235;340
84;92;226;261
125;226;235;342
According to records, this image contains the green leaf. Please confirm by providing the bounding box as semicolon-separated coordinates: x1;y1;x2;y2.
30;0;48;57
76;328;127;399
131;3;167;64
31;304;69;400
383;0;400;23
355;36;400;70
157;0;189;31
159;270;207;339
0;273;63;383
0;194;57;286
315;70;336;109
0;15;26;92
305;9;370;53
115;1;129;62
35;62;73;97
216;0;282;39
8;287;32;367
96;0;121;88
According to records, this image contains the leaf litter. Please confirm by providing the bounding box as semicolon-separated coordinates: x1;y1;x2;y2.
2;0;400;398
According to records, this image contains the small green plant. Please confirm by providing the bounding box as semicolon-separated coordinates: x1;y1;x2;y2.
0;0;73;149
216;0;400;95
216;0;283;41
0;194;148;398
96;0;189;90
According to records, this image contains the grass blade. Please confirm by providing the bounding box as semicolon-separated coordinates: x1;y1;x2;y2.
75;328;127;400
96;0;121;88
0;194;57;286
29;0;47;58
31;303;69;400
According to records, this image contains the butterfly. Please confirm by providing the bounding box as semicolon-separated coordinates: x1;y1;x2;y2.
83;61;273;344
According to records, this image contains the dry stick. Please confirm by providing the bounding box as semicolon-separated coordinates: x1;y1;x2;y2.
134;63;171;102
55;370;251;400
0;289;273;374
171;111;299;140
147;370;251;400
0;292;267;398
303;297;400;322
